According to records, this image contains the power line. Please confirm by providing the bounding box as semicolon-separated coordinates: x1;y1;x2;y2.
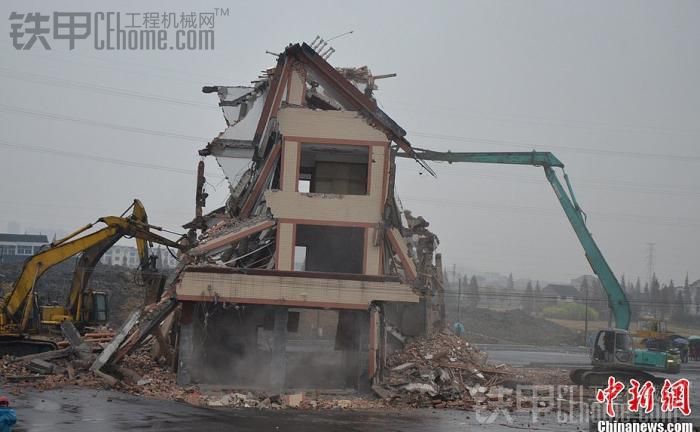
407;130;700;163
0;68;217;111
19;50;234;87
1;67;698;164
0;140;224;179
0;102;697;198
20;52;699;143
383;97;700;139
400;195;700;228
0;104;208;143
438;290;696;307
3;273;691;308
400;166;700;198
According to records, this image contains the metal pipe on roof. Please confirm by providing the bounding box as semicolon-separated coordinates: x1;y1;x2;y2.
322;48;335;60
310;35;320;49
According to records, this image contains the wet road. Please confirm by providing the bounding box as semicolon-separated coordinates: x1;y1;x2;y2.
13;388;575;432
478;344;590;368
9;346;700;431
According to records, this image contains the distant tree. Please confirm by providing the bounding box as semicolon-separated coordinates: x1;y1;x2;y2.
468;275;480;308
580;277;590;298
458;274;468;298
668;279;676;318
673;290;685;320
586;277;610;322
695;282;700;316
650;274;661;317
659;282;675;319
534;281;542;313
635;277;641;296
620;274;626;292
523;281;534;314
683;274;691;316
507;273;515;291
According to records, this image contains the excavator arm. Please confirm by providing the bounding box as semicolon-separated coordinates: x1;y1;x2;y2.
65;212;185;317
1;200;187;333
398;149;631;330
1;224;121;329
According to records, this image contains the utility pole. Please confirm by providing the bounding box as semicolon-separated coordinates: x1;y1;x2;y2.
457;277;462;321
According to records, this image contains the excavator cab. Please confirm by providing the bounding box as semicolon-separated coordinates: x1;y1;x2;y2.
592;329;635;368
39;291;108;327
91;292;108;323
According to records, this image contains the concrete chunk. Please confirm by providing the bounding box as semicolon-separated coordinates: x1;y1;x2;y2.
27;359;54;374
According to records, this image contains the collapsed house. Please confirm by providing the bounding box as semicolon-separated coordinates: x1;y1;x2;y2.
175;42;444;392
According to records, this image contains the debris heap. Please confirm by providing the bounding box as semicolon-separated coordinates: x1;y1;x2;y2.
374;330;518;409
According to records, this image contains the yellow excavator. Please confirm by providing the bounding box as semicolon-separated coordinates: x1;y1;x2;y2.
0;200;189;356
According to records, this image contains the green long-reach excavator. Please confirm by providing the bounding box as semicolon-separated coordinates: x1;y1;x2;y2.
398;149;680;386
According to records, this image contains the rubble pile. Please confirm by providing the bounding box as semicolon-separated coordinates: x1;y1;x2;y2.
0;345;203;402
374;330;521;409
1;330;577;413
204;391;386;410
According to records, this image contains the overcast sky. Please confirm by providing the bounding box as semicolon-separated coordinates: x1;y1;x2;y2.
1;0;698;285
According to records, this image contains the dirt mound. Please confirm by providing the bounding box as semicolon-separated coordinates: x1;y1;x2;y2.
457;308;579;346
0;261;172;326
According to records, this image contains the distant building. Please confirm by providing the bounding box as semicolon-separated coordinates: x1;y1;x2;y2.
152;246;179;269
0;233;49;263
570;275;598;290
542;284;581;304
100;245;178;269
100;245;140;268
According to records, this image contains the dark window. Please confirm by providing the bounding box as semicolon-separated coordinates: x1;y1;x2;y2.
298;144;369;195
295;225;364;274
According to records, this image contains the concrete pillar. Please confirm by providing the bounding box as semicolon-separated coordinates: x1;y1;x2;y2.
176;301;194;385
269;307;288;391
356;311;370;393
368;307;380;381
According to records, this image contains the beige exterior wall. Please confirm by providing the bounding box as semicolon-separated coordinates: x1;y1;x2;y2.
270;107;390;277
277;108;389;143
364;227;381;276
281;140;299;192
266;191;381;224
176;271;419;308
276;222;294;270
286;70;305;105
369;145;386;204
269;145;386;227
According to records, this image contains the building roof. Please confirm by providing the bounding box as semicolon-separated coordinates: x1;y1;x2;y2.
0;233;49;243
205;42;433;176
543;284;581;298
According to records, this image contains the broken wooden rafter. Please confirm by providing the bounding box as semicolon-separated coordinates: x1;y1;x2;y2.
239;142;282;218
386;227;418;282
187;216;275;257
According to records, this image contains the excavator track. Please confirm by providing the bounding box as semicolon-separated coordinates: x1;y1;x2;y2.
570;368;664;388
0;335;58;357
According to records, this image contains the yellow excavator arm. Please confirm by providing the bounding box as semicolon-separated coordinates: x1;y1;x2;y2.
0;200;187;333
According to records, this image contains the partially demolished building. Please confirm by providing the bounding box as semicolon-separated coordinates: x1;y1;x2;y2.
175;42;443;391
